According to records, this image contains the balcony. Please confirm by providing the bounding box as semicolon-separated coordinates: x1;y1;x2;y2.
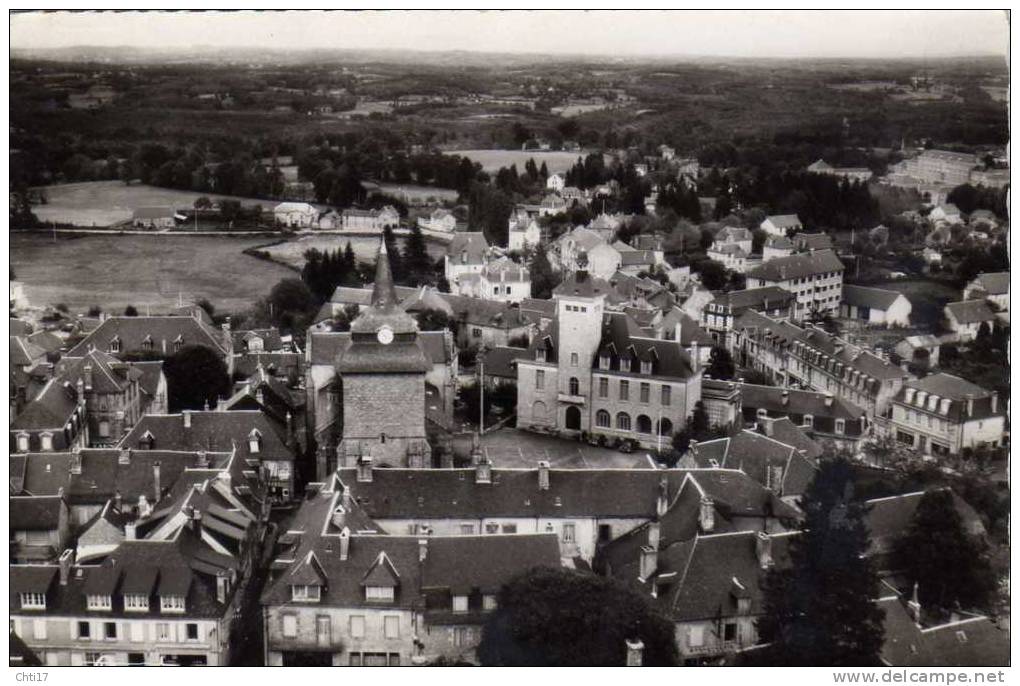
557;393;585;405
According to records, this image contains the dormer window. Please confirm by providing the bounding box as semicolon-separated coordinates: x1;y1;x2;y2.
483;595;498;611
452;595;469;613
640;360;653;375
124;594;149;612
536;348;547;363
248;429;262;454
138;431;155;450
599;353;611;370
142;336;154;351
248;337;263;352
620;354;632;372
160;595;186;613
803;414;814;428
19;593;46;610
835;419;845;435
172;335;183;353
40;432;53;452
16;433;29;452
291;585;321;602
87;595;112;611
365;586;395;603
109;336;121;354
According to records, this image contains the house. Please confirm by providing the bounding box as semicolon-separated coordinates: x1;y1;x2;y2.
929;203;964;225
944;300;997;340
792;232;834;252
963;272;1009;311
440;295;533;350
877;594;1008;667
892;149;977;186
762;235;794;262
516;272;702;448
865;488;985;565
341;206;400;232
552;227;621;280
840;285;912;327
888;373;1004;457
613;242;660;276
10;494;72;563
453;257;531;304
706;243;752;274
274;202;319;228
546;173;566;192
745;249;845;319
701;287;796;344
538;194;567;217
417;208;457;233
806;159;873;182
759;214;802;237
507;207;541;251
444;232;490;283
10;377;88;453
712;226;754;254
65;315;232;370
131;207;178;229
730;311;908;417
317;210;343;230
260;482;561;666
560;186;587;206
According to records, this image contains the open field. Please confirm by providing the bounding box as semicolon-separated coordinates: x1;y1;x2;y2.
11;232;294;313
369;182;459;204
30;181;324;227
257;233;447;268
443;149;583;174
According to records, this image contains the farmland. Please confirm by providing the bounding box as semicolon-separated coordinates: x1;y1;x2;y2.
29;181;318;227
256;233;447;268
11;232;295;313
442;149;583;174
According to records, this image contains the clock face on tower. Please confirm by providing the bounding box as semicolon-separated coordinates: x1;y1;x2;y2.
377;326;394;345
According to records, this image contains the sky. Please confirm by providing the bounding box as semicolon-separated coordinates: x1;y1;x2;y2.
9;10;1010;59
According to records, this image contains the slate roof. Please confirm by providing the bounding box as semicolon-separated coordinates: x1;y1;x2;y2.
231;352;302;379
308;330;449;368
557;227;606;253
447;232;490;265
10;495;63;530
945;299;997;325
793;232;834;251
10;318;33;336
421;534;561;594
716;226;753;243
10;378;79;431
56;349;142;395
736;382;865;420
11;337;46;367
878;597;1009;667
765;235;794;250
710;287;795;312
842;284;906;311
763;214;802;228
970;272;1009;295
232;328;284;351
482;346;527;380
553;271;613;299
691;429;819;496
65;316;229;357
746;249;844;282
26;331;64;355
120;410;294;465
597;311;698;380
618;249;658;267
865;489;985;558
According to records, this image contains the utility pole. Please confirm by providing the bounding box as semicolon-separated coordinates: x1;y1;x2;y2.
478;349;485;435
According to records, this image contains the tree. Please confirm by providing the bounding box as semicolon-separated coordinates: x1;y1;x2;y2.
123;305;139;317
196;298;215;318
696;259;728;290
477;567;678;666
529;245;558;300
194;196;212;210
758;456;885;666
162;344;231;412
891;490;996;617
402;224;433;286
267;278;315;317
705;346;735;380
415;308;453;333
87;305;102;317
690;401;711;440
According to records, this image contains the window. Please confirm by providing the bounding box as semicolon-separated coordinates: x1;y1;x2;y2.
33;619;46;640
453;595;469;613
803;414;813;428
160;595;186;613
661;385;671;406
568;377;579;395
384;616;400;639
483;595;498;611
109;337;121;353
616;413;631;431
172;337;183;353
688;626;704;648
84;652;105;666
40;433;53;452
835;419;845;434
98;421;111;438
130;622;144;642
485;523;499;534
291;585;321;602
20;593;46;610
570;352;579;367
501;523;517;534
366;586;395;602
349;615;366;638
453;627;470;647
460;523;475;534
104;622;117;640
248;430;262;454
77;621;91;639
128;652;145;666
640;383;650;403
640;360;652;374
87;595;112;611
599;354;611;370
16;434;29;452
598;377;609;398
619;380;629;401
724;623;737;642
535;370;545;390
493;286;499;295
156;623;171;642
562;523;576;543
282;614;297;638
595;410;611;428
142;337;153;352
472;327;482;338
186;623;199;641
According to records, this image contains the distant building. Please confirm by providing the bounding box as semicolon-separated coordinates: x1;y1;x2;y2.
762;235;794;262
453;257;531;304
416;208;457;233
929;203;964;225
552;227;621;280
944;300;997;340
274;202;319;228
701;287;796;343
963;272;1009;311
745;249;845;319
840;285;912;327
893;149;977;186
131;207;178;229
759;214;802;237
546;173;566;192
806;159;874;182
507;207;541;252
443;232;490;283
341;206;400;232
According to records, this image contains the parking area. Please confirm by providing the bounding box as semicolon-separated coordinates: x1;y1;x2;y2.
474;427;658;469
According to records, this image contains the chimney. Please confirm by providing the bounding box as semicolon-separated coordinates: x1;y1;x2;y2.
83;364;93;391
674;320;683;343
781;389;789;405
197;450;209;467
625;639;645;667
339;526;351;561
70;447;82;475
639;545;658;581
152;461;162;501
475;457;492;484
768;464;784;495
331;506;346;530
217;397;226;411
907;582;922;625
216;573;229;604
418;538;429;563
689;439;699;457
221;317;231;334
690;341;699;370
991;392;998;413
190;508;203;536
114;491;122;511
356;456;373;483
760;416;776;437
255;388;265;405
824;392;834;407
118;448;131;465
647;520;661;551
341;484;353;510
699;497;715;533
537;460;550;491
755;531;773;569
656;477;669;518
286;411;294;436
965;394;974;417
58;548;74;585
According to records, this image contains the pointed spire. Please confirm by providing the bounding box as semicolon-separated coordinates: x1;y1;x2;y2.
370;239;399;309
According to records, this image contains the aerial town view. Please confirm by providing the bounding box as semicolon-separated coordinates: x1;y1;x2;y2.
7;10;1011;674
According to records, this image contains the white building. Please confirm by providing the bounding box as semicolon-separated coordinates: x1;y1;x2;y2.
341;206;400;232
274;202;319;228
546;173;566;192
840;285;912;327
444;232;490;283
760;214;803;237
963;272;1009;312
745;249;845;319
453;257;532;304
508;208;541;252
417;209;457;233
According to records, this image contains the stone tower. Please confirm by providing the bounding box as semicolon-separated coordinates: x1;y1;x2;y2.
335;240;432;468
552;271;607;433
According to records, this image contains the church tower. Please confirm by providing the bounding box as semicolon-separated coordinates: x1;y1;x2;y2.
335;240;432;468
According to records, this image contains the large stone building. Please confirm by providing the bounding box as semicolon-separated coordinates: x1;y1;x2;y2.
516;272;702;448
745;249;845;319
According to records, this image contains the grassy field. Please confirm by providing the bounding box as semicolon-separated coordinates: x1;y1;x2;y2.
30;181;312;227
444;149;583;174
258;233;447;268
11;232;295;313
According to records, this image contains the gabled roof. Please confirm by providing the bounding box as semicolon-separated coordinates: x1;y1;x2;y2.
120;410;293;465
711;287;795;312
421;534;560;594
793;232;834;251
66;316;229;357
557;226;606;252
27;331;63;355
287;550;328;586
447;232;490;265
842;284;907;311
132;207;176;220
746;249;844;282
10;337;46;367
10;495;64;531
970;272;1009;295
763;214;801;228
553;271;612;299
361;551;401;587
10;379;79;432
735;381;864;420
945;299;997;325
878;596;1008;666
691;429;819;496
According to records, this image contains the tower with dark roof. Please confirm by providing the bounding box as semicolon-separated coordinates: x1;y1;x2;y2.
334;241;432;469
